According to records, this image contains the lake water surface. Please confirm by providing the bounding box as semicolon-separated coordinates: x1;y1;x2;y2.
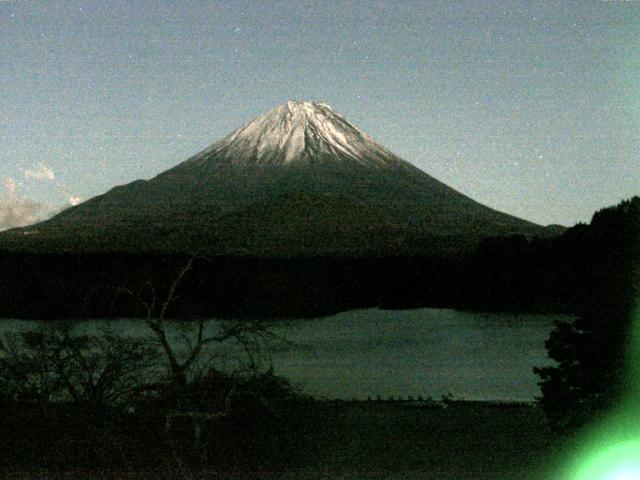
1;308;569;401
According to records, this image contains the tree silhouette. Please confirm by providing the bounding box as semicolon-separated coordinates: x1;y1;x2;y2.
115;256;285;410
0;323;157;409
534;197;640;431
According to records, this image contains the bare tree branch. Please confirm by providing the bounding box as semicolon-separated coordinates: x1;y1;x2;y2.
158;256;196;322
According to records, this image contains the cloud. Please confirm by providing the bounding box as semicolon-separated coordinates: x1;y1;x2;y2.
0;173;86;232
0;197;51;232
5;177;16;195
68;195;84;206
24;162;55;181
0;177;56;231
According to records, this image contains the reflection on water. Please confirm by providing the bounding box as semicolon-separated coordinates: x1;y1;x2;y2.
0;308;569;401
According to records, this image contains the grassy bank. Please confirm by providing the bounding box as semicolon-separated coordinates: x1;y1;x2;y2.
0;400;561;479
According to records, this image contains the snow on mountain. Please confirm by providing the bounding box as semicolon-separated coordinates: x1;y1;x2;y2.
184;101;411;169
0;100;553;255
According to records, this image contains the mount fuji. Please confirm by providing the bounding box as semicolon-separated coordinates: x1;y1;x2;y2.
1;101;555;255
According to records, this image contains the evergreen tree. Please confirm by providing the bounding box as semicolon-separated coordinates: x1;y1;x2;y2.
535;197;640;432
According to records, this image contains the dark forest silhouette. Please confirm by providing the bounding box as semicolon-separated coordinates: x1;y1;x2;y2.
534;196;640;432
0;198;637;320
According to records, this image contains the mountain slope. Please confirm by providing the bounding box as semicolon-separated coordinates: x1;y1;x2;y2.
0;101;553;255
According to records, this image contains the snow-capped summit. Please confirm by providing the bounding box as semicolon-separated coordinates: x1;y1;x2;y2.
185;100;409;168
1;100;553;255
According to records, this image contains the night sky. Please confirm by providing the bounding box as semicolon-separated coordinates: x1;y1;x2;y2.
1;0;638;230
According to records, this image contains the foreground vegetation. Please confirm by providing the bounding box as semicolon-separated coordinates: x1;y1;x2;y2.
0;317;563;479
0;398;560;479
535;197;639;432
0;325;312;476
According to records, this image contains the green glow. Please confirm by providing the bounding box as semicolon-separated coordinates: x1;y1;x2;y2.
557;304;640;480
569;440;640;480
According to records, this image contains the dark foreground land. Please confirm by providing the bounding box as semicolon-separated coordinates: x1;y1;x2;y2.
0;401;561;480
292;401;559;480
2;196;638;320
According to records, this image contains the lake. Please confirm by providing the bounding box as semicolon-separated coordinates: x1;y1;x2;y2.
0;308;568;402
